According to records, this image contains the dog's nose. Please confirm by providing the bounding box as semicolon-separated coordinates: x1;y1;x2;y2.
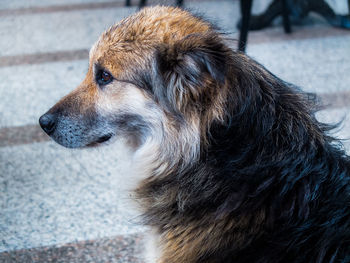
39;113;56;135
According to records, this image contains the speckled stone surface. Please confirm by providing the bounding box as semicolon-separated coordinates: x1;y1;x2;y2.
0;234;145;263
0;60;88;127
0;0;347;56
247;35;350;94
0;125;48;146
0;140;148;252
0;0;119;10
0;6;134;57
0;0;240;57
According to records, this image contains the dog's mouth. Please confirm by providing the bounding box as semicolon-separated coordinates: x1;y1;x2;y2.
87;133;113;147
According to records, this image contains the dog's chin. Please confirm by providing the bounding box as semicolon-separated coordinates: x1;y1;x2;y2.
49;133;114;148
86;134;113;147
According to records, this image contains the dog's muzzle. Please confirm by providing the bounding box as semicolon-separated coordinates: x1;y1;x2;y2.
39;110;114;148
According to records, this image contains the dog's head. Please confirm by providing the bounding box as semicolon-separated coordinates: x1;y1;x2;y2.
39;6;230;164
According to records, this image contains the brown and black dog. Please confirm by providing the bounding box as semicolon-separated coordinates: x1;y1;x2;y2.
40;6;350;263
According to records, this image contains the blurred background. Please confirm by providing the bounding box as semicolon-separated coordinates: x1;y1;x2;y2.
0;0;349;262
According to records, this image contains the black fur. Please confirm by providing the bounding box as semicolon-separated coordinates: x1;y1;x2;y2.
137;33;350;262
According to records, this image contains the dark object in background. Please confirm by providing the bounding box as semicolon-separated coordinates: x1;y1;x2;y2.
239;0;291;52
238;0;254;52
239;0;350;31
238;0;350;52
239;0;292;52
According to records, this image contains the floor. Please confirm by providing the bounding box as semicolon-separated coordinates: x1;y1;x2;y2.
0;0;350;262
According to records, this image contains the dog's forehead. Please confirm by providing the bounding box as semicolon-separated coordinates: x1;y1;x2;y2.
88;6;214;78
112;7;210;43
91;6;211;58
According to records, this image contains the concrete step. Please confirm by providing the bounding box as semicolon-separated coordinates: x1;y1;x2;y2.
0;0;122;10
2;0;346;57
0;7;136;57
0;141;146;252
0;234;145;263
0;60;87;127
0;0;238;57
248;36;350;94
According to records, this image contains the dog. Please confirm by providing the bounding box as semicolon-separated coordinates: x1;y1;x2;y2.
39;6;350;263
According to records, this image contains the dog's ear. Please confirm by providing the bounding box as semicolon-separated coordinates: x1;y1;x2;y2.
151;33;230;114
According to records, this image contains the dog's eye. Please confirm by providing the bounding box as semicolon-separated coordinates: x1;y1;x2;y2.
96;70;113;86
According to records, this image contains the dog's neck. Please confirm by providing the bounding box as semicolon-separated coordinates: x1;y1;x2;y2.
134;62;326;218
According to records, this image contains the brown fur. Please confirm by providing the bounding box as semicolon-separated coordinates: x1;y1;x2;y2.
91;7;212;80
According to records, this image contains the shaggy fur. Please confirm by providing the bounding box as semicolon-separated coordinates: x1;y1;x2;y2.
39;6;350;263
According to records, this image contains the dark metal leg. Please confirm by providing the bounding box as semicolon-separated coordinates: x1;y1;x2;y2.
238;0;253;52
126;0;131;6
240;0;283;31
309;0;337;21
139;0;146;8
281;0;291;33
310;0;350;29
177;0;184;6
